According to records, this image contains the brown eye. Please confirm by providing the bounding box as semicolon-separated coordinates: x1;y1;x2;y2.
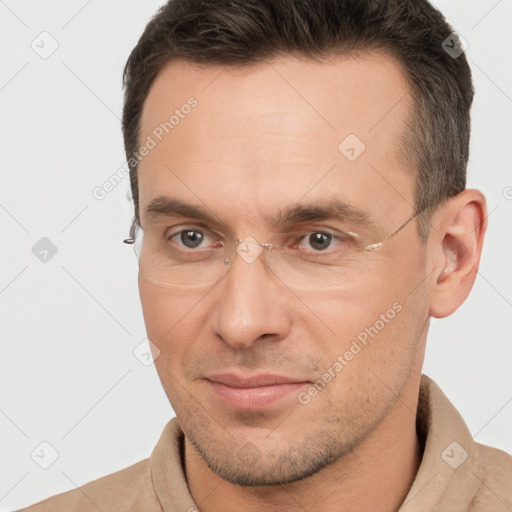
307;232;333;251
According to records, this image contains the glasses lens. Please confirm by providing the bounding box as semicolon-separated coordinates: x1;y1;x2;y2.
127;212;420;290
136;228;232;288
133;228;374;290
264;247;365;290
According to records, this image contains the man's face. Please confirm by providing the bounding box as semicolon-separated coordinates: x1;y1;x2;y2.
137;53;430;485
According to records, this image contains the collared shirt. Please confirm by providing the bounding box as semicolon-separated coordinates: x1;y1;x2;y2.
21;375;512;511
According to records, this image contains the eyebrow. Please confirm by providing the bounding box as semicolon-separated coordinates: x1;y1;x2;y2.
144;196;374;231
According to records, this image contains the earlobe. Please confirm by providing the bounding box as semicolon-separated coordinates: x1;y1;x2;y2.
429;190;487;318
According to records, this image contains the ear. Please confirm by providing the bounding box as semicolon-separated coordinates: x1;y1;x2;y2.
428;189;487;318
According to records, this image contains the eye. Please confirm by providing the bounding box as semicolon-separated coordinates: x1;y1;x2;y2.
303;232;333;251
167;228;222;252
176;229;207;249
294;231;352;253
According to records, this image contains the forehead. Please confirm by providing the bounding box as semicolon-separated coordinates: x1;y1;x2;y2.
138;53;415;229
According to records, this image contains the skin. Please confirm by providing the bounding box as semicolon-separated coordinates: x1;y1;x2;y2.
136;53;487;511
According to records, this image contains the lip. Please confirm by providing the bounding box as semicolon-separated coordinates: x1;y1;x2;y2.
205;373;310;411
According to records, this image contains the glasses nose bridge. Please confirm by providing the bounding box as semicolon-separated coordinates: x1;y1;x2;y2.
223;236;277;269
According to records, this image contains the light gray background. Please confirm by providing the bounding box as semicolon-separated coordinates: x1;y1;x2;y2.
1;0;511;509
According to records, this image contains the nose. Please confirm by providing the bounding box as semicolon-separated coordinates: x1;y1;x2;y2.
208;249;292;350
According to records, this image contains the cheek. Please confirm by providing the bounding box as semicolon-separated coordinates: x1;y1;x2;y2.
305;253;426;376
138;279;206;366
139;281;213;411
139;278;171;341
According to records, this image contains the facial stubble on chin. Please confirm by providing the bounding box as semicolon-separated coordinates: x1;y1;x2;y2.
178;389;394;487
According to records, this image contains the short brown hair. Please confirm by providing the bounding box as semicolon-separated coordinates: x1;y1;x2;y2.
122;0;473;240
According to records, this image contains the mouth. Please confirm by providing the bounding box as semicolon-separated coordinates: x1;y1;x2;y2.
204;373;310;411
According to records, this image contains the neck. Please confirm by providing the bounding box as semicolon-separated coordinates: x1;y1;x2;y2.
184;374;423;512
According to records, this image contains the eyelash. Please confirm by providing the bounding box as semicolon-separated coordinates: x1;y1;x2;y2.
166;227;352;253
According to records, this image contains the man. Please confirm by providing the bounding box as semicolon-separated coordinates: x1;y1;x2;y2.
22;0;512;510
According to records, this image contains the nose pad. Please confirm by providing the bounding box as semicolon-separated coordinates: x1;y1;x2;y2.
234;236;265;265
